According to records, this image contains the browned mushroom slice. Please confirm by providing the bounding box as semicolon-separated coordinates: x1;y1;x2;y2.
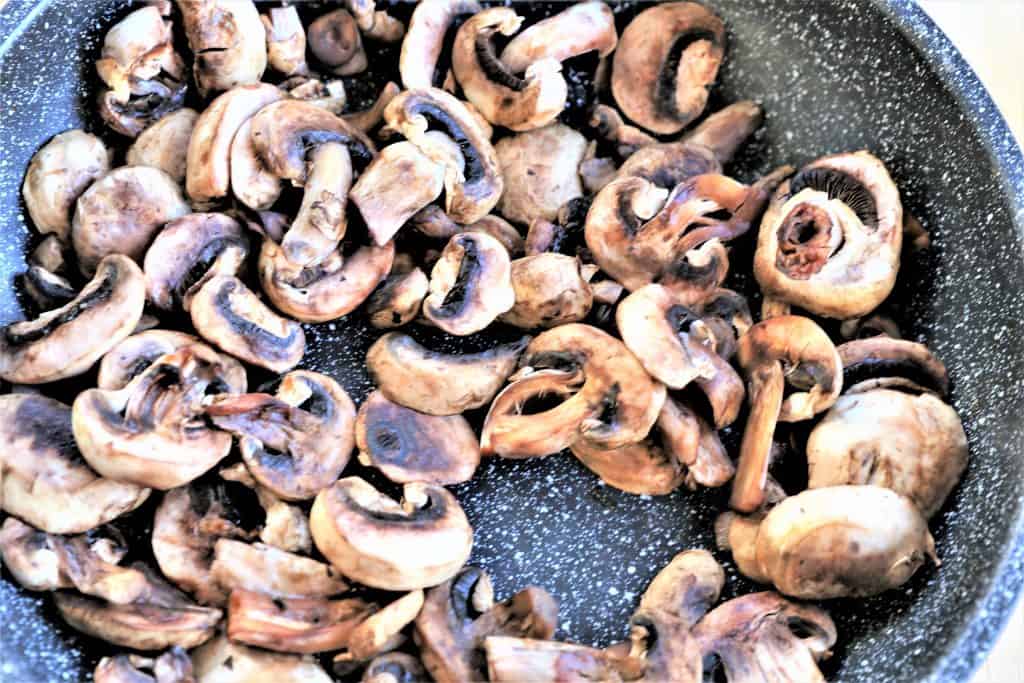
0;394;150;534
95;647;194;683
210;539;349;600
20;265;76;312
693;352;745;430
144;213;249;312
699;288;753;360
280;76;348;115
495;124;587;227
22;130;111;241
178;0;267;97
400;0;482;89
356;390;480;485
839;313;902;340
640;549;723;626
501;253;593;329
361;653;428;683
500;1;617;74
205;371;356;501
590;104;657;159
484;637;622;683
190;275;306;373
71;166;189;275
367;332;529;416
344;0;405;42
127;108;198;183
754;151;903;319
617;608;702;682
415;567;558;683
612;2;725;135
681;100;765;166
366;268;429;329
343;82;401;133
838;336;950;395
308;9;366;76
384;88;503;224
615;141;720;190
218;465;311;555
311;477;473;590
98;330;245;392
263;6;308;77
192;635;334;682
333;590;426;669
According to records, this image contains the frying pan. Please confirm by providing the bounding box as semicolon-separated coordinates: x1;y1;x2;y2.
1;1;1023;681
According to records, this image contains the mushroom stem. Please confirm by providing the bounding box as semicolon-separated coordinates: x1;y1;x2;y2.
282;141;352;267
730;365;784;513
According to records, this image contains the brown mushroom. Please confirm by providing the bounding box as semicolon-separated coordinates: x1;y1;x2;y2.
344;0;405;42
615;141;720;190
126;108;198;183
210;539;349;600
400;0;482;89
262;6;308;76
681;100;765;166
640;549;724;625
411;206;524;255
308;9;367;76
95;647;194;683
178;0;267;97
333;590;426;667
484;637;621;683
500;2;617;74
590;104;657;159
191;635;333;682
98;330;245;392
501;253;593;329
366;267;430;329
342;81;402;133
838;336;950;395
219;464;312;555
361;653;428;683
495;124;587;227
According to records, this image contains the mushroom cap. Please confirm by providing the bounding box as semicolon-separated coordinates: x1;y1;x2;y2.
98;329;246;392
838;336;950;395
71;166;189;275
615;141;721;190
499;1;617;74
640;549;724;627
126;107;198;183
611;2;726;135
210;539;349;600
178;0;268;97
22;129;111;241
0;254;146;384
366;267;430;329
501;253;593;329
191;635;334;683
625;608;703;682
400;0;482;89
356;389;481;485
308;8;367;76
495;124;587;227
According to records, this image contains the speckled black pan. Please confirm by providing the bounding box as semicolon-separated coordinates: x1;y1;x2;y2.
2;1;1023;681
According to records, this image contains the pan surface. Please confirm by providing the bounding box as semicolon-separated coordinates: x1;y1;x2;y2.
1;1;1023;681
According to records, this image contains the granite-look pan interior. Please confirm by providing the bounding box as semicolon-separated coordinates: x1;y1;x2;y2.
1;1;1023;681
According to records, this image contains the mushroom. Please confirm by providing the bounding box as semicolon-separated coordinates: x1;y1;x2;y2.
204;370;357;501
333;590;426;667
422;232;516;335
731;316;841;513
263;6;308;77
0;254;146;384
753;151;903;319
280;76;349;115
400;0;482;89
0;394;150;534
190;275;306;373
838;336;950;395
186;83;283;205
699;288;753;360
411;207;524;255
617;608;703;682
343;0;405;42
611;2;726;135
523;197;591;258
500;253;593;329
342;81;402;133
178;0;268;97
499;1;618;75
361;653;428;683
716;485;937;599
308;9;367;76
366;332;530;415
98;330;245;392
383;88;503;224
22;129;111;242
355;389;481;485
351;141;446;245
21;265;76;312
71;166;190;275
29;234;69;273
839;313;902;341
615;141;720;190
484;637;621;683
590;104;657;159
144;213;250;312
414;567;558;683
691;591;836;683
452;8;567;131
126;108;198;183
210;539;349;600
495;124;587;227
191;635;333;683
681;100;765;166
692;352;746;430
95;647;194;683
366;267;430;329
639;549;724;625
219;464;312;554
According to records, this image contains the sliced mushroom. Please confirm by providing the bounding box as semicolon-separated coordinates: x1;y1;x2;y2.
345;0;405;42
617;608;702;682
612;2;725;135
501;253;593;329
22;129;111;241
500;1;617;74
178;0;267;97
640;549;724;625
95;647;194;683
281;75;349;114
717;485;937;599
754;151;903;318
356;389;480;485
210;539;349;600
452;8;567;131
21;265;76;311
191;635;333;683
144;213;249;312
126;108;198;183
838;336;950;395
681;100;765;166
98;330;245;392
400;0;482;89
523;197;591;258
29;234;69;273
411;207;524;255
190;275;306;373
0;254;146;384
334;590;426;666
384;88;503;223
699;288;753;360
731;316;841;513
343;81;402;132
415;567;558;683
839;313;902;341
263;6;308;76
615;141;721;190
422;232;516;335
0;394;150;534
693;352;745;430
205;370;356;501
367;268;430;329
485;637;622;683
71;166;189;274
361;653;428;683
308;9;367;76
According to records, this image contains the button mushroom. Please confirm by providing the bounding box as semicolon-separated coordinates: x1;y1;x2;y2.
190;275;306;373
499;2;617;75
126;108;198;183
355;389;481;485
98;330;245;392
0;254;146;384
95;647;194;683
753;151;903;319
366;332;530;416
191;635;333;683
310;477;474;590
717;485;937;599
263;6;308;77
177;0;267;97
204;370;357;501
366;267;430;329
731;316;842;513
308;9;367;76
210;539;350;600
22;129;111;242
500;253;593;329
612;2;726;135
399;0;482;89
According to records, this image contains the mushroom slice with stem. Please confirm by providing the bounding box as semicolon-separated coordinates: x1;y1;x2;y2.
205;370;357;501
366;267;430;329
412;207;525;255
615;141;720;190
210;539;349;600
640;549;724;626
366;332;529;415
681;100;765;166
311;477;473;590
716;485;937;599
495;124;587;227
0;254;146;384
190;275;306;373
356;389;480;485
177;0;267;97
838;336;950;395
422;232;516;335
699;288;753;360
191;635;333;683
0;394;150;534
126;108;198;183
754;151;903;319
384;88;503;224
500;253;593;329
485;637;622;683
400;0;482;89
72;166;189;275
730;315;841;513
95;647;194;683
22;129;111;242
617;608;702;682
333;590;426;669
263;6;308;77
612;2;726;135
144;213;249;313
452;8;567;131
415;567;558;683
691;591;836;683
692;352;746;430
21;265;77;312
308;9;367;76
500;1;617;74
98;330;245;392
360;653;428;683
